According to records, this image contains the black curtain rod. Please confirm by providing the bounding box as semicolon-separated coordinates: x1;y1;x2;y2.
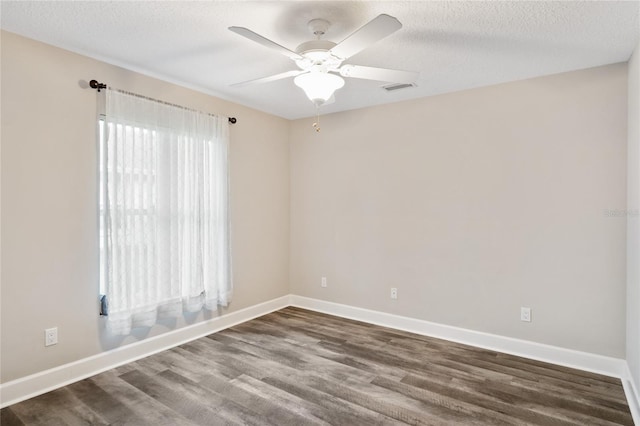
89;80;237;124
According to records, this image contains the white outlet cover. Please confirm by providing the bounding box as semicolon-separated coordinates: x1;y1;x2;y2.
520;307;531;322
321;277;327;288
45;327;58;346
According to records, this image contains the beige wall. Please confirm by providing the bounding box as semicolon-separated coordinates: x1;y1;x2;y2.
628;40;640;395
0;31;290;383
290;63;628;357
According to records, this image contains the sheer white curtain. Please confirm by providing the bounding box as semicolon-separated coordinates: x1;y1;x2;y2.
100;89;231;335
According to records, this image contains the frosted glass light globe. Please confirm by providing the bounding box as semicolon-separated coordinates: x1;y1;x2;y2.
294;72;345;106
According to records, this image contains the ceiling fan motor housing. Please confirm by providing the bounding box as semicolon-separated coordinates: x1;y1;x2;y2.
295;40;341;71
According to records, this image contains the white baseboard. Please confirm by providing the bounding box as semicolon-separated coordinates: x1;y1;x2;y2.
290;295;628;380
0;295;291;408
623;365;640;425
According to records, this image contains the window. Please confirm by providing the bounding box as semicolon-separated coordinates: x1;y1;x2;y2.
99;89;231;335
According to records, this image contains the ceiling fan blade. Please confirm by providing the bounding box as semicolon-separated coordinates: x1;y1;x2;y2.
229;26;303;60
339;64;419;84
329;14;402;60
231;70;304;88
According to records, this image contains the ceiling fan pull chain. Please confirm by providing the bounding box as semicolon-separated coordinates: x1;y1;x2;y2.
313;106;321;132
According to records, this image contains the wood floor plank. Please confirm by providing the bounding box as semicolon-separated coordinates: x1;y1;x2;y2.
154;369;271;426
90;370;200;425
7;387;108;426
299;374;450;426
383;375;626;426
212;329;383;386
1;307;633;425
0;407;26;426
66;378;139;424
261;375;430;426
119;368;244;426
399;374;575;426
177;341;246;380
228;374;331;425
474;378;633;425
370;374;521;426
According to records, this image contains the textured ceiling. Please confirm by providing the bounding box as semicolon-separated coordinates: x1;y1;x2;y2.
1;1;638;120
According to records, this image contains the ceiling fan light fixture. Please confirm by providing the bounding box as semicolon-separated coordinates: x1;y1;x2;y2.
294;72;345;106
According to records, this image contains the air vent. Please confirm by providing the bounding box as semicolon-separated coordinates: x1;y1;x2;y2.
382;83;417;92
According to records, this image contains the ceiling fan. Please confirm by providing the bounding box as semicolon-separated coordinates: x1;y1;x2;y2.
228;14;419;106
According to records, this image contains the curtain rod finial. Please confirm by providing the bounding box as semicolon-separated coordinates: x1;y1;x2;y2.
89;79;107;92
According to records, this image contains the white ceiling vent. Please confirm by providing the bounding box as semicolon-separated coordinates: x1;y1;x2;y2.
382;82;417;92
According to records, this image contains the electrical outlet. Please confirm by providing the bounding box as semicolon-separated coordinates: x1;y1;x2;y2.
390;287;398;299
45;327;58;346
520;307;531;322
321;277;327;288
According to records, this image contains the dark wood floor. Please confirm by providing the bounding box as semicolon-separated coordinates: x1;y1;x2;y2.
1;307;634;425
